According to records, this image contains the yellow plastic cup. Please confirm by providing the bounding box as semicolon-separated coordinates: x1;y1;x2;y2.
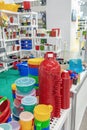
11;84;16;91
28;58;44;66
19;111;34;130
34;104;53;121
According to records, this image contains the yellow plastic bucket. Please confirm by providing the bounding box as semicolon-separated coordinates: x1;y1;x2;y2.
28;58;44;66
34;104;53;121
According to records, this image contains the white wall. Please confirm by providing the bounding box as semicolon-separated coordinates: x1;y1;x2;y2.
46;0;71;50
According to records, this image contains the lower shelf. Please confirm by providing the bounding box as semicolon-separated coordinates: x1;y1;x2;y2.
50;108;71;130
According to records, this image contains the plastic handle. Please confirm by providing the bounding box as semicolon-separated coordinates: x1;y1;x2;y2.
36;122;42;130
44;52;56;59
0;97;7;105
48;105;53;113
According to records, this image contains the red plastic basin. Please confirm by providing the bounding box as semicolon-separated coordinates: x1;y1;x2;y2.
0;97;10;123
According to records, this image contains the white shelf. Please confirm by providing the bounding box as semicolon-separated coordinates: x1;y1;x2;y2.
7;50;20;55
19;12;37;15
50;108;71;130
4;38;19;42
33;36;61;39
19;25;38;28
0;53;5;57
0;67;6;73
0;10;19;15
8;23;19;26
21;49;34;52
35;49;61;53
20;37;32;39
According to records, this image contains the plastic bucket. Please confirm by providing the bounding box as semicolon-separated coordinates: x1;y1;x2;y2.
0;97;10;123
15;77;36;94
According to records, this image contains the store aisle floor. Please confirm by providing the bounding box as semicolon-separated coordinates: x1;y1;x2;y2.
0;68;20;108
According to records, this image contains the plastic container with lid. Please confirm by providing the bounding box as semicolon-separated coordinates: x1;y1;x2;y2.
21;95;37;113
19;111;34;130
15;77;36;94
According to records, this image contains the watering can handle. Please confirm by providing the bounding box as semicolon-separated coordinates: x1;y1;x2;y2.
0;97;7;105
44;52;56;59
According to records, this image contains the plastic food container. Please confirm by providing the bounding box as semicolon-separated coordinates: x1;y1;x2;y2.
21;95;37;113
15;77;36;94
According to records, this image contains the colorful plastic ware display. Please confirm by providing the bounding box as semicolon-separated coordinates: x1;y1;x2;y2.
15;77;36;94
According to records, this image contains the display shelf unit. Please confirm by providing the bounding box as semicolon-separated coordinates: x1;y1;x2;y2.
33;36;62;57
50;108;71;130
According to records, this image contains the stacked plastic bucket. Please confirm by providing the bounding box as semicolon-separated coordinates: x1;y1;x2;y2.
12;77;37;121
28;58;44;96
17;62;29;77
0;97;11;123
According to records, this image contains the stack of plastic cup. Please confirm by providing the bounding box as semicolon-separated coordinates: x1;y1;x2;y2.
61;71;71;109
11;84;17;101
34;104;53;130
12;77;36;121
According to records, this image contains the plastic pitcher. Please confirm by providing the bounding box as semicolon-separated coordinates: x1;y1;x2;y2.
34;104;53;121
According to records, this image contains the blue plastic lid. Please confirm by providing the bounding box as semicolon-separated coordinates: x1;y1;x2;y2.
15;77;36;87
21;95;37;105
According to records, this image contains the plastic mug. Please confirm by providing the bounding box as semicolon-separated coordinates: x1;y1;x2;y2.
34;104;53;121
34;119;50;130
19;111;34;130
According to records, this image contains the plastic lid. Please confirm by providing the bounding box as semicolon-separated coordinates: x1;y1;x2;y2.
21;95;37;105
0;123;12;130
15;77;35;87
0;128;4;130
28;58;44;65
19;111;34;121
